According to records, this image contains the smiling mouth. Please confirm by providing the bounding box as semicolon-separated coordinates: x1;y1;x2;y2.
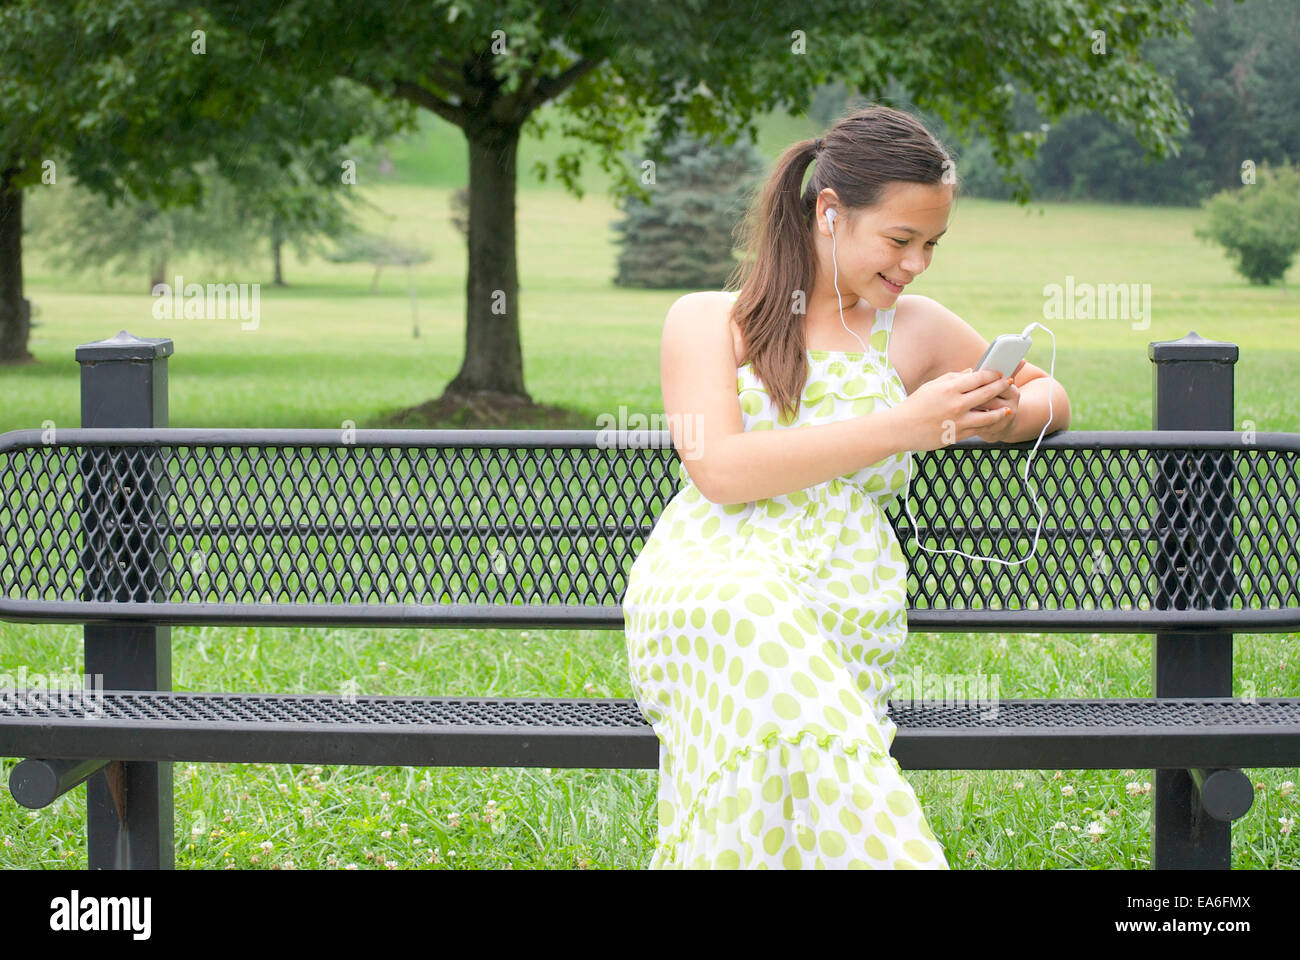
878;273;909;288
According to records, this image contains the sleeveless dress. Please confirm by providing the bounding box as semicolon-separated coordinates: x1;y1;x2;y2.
622;290;950;869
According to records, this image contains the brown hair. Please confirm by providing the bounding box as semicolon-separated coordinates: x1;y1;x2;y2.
724;104;959;424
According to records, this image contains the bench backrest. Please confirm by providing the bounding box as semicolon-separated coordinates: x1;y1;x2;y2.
1;427;1296;632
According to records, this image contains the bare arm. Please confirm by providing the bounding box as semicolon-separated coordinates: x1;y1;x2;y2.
661;293;908;504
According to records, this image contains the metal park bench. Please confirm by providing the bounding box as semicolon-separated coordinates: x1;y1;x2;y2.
1;328;1297;870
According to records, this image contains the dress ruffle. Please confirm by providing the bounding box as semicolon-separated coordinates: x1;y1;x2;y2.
651;728;949;869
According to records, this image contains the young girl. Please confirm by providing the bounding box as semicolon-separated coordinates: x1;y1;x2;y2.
623;104;1068;869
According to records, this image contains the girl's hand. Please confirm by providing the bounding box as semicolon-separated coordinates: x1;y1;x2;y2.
891;367;1017;452
971;360;1026;443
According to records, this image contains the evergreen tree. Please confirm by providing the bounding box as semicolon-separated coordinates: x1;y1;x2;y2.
612;134;766;290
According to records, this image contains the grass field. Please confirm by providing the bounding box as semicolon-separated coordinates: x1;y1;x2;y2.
1;106;1297;869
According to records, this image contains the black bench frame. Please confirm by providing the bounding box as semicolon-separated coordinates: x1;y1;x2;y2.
1;328;1298;870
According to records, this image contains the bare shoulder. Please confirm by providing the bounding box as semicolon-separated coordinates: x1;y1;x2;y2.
665;291;744;368
894;293;998;383
891;294;942;383
894;292;946;329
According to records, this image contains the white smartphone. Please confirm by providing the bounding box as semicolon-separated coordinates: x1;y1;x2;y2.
976;333;1032;379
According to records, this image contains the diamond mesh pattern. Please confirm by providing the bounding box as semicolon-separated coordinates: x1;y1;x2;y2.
1;689;1296;733
0;428;1296;620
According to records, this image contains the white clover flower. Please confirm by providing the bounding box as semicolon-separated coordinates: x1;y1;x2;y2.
1060;784;1075;797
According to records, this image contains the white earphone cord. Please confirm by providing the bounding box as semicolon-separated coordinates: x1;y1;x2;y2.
826;207;1055;566
828;208;868;354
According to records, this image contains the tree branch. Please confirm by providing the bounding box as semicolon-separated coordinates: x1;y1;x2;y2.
524;56;606;111
344;69;467;128
424;60;474;104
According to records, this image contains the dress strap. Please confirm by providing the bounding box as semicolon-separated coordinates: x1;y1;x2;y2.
728;291;891;358
868;306;897;360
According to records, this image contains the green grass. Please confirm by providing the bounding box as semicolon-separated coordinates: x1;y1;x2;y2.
2;107;1299;869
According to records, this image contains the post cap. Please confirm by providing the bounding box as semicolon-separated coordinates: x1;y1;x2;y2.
1148;330;1238;364
75;330;175;363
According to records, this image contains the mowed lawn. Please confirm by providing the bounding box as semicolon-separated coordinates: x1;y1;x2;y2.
1;141;1298;868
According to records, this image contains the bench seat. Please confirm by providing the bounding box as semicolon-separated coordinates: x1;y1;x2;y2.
4;689;1299;770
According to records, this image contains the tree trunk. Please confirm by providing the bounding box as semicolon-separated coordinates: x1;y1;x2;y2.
271;215;285;286
150;255;167;294
446;126;528;398
0;170;34;365
407;266;419;338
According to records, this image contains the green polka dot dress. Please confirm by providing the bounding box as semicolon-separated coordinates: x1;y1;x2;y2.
622;290;950;869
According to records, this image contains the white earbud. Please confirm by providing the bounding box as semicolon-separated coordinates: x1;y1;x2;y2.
826;208;837;228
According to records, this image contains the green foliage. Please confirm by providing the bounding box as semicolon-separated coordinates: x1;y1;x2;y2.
612;133;766;290
197;0;1201;210
950;0;1300;207
29;155;377;291
32;165;260;292
1194;161;1300;285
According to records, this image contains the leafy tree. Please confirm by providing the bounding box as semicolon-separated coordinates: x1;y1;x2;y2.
214;87;393;286
952;0;1300;206
1194;161;1300;285
29;161;262;290
195;0;1200;419
31;155;377;291
0;1;413;363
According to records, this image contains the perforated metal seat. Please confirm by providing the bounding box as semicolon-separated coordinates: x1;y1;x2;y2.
3;689;1299;770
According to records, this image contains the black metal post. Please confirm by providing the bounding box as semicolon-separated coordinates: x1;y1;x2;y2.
75;330;175;869
1149;330;1240;869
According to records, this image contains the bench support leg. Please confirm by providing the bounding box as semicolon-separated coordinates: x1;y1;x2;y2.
1151;630;1234;870
85;622;174;870
1152;768;1231;869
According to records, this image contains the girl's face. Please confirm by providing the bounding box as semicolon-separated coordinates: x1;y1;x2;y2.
818;180;954;310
